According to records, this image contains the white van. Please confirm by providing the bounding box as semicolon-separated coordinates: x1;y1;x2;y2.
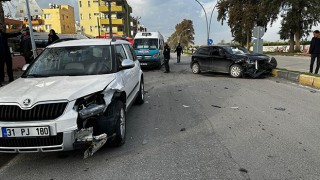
133;32;164;68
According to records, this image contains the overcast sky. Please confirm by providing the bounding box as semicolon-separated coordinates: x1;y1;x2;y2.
3;0;320;45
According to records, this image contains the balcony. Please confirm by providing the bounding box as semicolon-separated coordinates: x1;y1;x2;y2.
100;18;123;25
23;19;43;25
99;5;123;12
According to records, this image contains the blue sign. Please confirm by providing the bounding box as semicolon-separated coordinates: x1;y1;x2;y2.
208;39;213;45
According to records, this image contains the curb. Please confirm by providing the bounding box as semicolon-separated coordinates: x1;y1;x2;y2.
272;69;319;89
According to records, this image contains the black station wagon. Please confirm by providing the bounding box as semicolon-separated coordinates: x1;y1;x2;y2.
190;45;277;78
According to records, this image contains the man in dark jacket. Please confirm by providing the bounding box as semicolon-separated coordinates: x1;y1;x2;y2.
0;26;22;86
309;30;320;74
47;29;59;45
163;43;171;73
20;28;33;64
174;43;183;63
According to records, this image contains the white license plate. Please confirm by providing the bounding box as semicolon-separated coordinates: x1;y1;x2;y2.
140;63;147;65
2;127;50;137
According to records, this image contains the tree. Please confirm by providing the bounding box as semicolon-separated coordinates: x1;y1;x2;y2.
167;19;195;48
217;0;280;49
277;0;320;52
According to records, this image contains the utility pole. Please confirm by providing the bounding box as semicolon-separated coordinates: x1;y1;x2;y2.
25;0;37;58
107;0;113;38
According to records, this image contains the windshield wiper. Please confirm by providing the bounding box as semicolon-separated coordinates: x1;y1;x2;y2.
26;74;50;78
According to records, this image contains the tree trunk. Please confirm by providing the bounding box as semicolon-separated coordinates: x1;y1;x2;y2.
0;2;5;31
289;32;295;53
294;31;301;52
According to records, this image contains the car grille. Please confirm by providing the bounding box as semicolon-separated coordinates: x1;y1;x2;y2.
0;103;68;122
0;133;63;147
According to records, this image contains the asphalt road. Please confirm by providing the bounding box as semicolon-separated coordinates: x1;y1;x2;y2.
271;55;311;73
1;54;320;180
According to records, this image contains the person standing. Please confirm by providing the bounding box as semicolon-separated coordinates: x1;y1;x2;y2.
163;42;171;73
174;43;183;63
309;30;320;74
0;26;22;85
47;29;59;46
20;28;33;64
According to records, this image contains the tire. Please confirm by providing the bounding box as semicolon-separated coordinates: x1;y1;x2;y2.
230;64;243;78
111;100;126;146
135;78;144;105
191;62;201;74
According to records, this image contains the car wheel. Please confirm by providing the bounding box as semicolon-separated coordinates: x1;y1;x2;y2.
230;64;243;78
111;100;126;146
192;62;201;74
135;78;144;105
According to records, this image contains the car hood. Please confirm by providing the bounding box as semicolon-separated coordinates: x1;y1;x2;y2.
0;75;115;106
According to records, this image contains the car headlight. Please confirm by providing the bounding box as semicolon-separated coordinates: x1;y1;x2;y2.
74;91;106;119
246;57;255;64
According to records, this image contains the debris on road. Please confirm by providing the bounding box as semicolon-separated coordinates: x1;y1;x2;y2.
183;105;190;108
211;105;222;108
274;107;286;111
180;128;186;132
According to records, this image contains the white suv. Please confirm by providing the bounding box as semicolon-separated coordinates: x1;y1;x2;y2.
0;39;144;157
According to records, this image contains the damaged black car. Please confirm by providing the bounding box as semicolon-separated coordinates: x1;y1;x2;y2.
190;45;277;78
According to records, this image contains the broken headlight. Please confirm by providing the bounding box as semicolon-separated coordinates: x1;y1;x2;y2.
74;92;106;120
246;57;255;64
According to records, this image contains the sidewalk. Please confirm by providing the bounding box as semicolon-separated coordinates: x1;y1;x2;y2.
271;55;320;89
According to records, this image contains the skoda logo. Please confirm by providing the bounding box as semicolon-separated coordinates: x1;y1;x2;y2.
23;99;31;106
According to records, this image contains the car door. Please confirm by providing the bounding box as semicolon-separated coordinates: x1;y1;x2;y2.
123;43;140;92
115;44;136;103
211;47;231;73
195;47;212;70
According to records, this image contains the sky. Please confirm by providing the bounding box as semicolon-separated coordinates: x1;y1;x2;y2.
3;0;320;45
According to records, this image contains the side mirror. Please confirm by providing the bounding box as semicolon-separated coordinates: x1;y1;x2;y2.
22;64;30;71
121;59;135;69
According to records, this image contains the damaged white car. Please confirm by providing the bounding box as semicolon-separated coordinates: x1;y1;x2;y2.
0;39;144;157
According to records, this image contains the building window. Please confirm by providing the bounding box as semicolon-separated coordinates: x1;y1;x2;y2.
44;14;51;19
88;1;91;7
66;16;68;19
63;25;65;30
61;15;65;20
80;14;83;20
45;24;52;30
67;25;70;29
79;1;82;7
90;26;93;32
89;13;91;20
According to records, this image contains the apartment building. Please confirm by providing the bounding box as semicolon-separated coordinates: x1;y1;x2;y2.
42;4;76;34
78;0;132;38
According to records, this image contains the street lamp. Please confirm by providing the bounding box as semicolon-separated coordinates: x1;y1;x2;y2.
194;0;209;45
208;0;220;40
178;28;191;43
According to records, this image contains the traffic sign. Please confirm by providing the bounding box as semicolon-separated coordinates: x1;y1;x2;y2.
208;39;213;45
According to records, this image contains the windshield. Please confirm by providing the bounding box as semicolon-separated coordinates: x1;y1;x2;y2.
223;46;249;55
23;45;113;77
133;39;158;49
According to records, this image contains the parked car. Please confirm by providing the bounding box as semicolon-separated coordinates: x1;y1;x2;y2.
0;39;144;157
191;45;277;78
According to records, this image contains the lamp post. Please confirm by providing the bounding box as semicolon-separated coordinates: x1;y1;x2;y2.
208;1;220;41
25;0;37;58
194;0;209;45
